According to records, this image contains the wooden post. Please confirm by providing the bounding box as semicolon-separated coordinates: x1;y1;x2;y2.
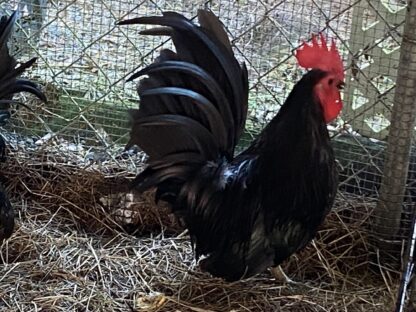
374;0;416;252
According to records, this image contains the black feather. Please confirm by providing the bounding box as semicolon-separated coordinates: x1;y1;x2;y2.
128;114;219;160
197;10;232;53
140;86;227;149
0;181;14;240
148;152;205;169
127;61;235;142
0;13;46;107
139;26;173;36
134;165;196;193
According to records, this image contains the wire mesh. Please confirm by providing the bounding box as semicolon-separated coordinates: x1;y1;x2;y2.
0;0;416;309
0;0;414;258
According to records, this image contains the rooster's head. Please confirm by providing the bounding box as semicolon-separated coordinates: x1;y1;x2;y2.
295;33;344;123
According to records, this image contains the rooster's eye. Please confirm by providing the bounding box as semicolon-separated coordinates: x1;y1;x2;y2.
328;78;334;85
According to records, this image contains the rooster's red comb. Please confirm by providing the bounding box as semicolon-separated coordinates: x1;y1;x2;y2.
295;33;344;80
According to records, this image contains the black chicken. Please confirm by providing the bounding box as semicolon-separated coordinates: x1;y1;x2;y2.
0;11;46;240
119;10;344;281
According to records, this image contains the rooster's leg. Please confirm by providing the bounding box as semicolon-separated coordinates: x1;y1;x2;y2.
270;266;298;284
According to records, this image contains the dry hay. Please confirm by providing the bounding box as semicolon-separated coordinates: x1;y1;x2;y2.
1;135;181;236
0;0;403;310
0;142;399;311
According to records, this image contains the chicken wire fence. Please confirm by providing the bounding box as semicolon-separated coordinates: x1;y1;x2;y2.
0;0;415;298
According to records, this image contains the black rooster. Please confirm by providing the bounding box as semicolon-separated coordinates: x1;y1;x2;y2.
119;10;344;281
0;11;46;240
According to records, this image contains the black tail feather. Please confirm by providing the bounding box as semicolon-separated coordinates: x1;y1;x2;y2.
197;10;232;53
139;26;173;37
0;12;46;106
0;11;17;54
148;152;205;170
120;10;248;157
131;164;197;193
127;60;235;134
121;9;248;198
128;114;219;160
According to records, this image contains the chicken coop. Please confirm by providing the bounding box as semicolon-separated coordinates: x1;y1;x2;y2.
0;0;415;310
